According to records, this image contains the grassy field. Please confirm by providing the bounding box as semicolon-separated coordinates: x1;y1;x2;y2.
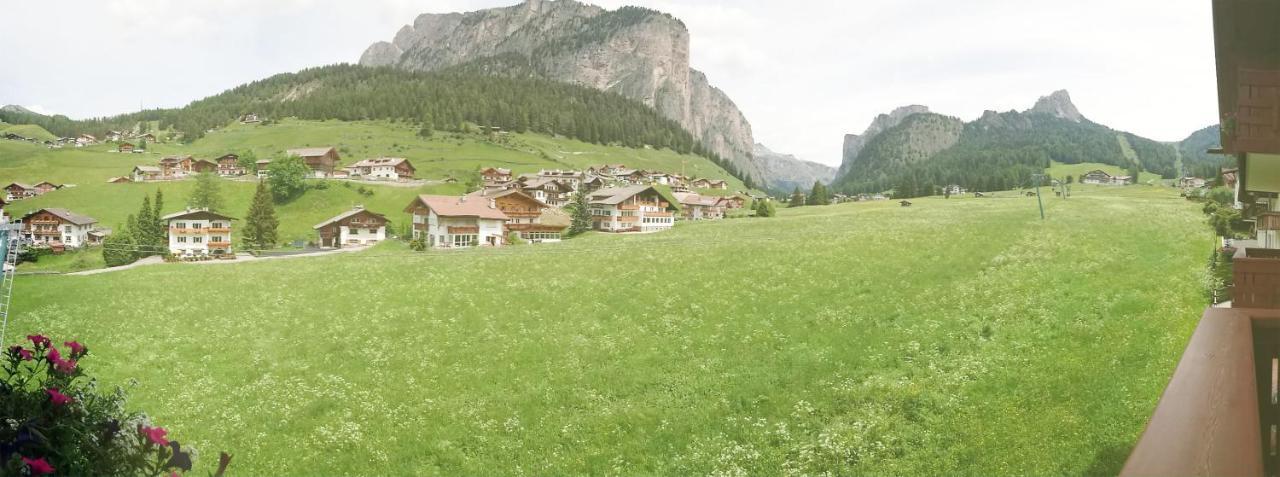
1046;161;1164;185
0;122;58;142
6;185;1213;475
0;118;746;250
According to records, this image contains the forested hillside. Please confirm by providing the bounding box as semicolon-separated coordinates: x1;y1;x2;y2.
0;64;757;187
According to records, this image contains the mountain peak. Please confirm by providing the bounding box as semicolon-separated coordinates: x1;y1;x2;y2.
1;105;35;114
1027;90;1083;122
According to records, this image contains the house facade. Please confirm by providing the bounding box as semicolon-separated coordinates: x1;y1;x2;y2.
673;192;724;220
405;195;509;248
4;183;37;201
286;147;341;177
345;157;415;181
159;155;194;178
217;154;244;176
466;188;566;242
118;143;135;153
20;208;97;248
588;186;678;233
132;166;161;182
314;207;388;248
163;209;235;258
480;167;513;184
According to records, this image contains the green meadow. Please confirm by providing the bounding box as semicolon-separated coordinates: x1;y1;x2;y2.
1;118;746;248
1046;161;1164;185
8;184;1213;475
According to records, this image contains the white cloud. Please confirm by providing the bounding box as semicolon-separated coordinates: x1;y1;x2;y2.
0;0;1217;166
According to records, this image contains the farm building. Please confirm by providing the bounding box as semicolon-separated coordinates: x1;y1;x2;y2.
118;142;135;153
1080;170;1112;184
466;188;566;242
255;159;272;178
20;208;97;249
405;194;509;248
33;182;60;194
217;154;244;176
132;165;162;182
345;157;416;181
516;177;572;207
286;146;341;177
314;206;388;248
1179;176;1208;188
106;176;133;184
162;209;235;258
588;185;678;233
159;155;195;178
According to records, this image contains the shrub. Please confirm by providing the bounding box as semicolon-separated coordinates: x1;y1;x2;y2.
1;335;226;476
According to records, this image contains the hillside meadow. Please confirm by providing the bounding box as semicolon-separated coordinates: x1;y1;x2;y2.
1;118;746;249
8;185;1213;475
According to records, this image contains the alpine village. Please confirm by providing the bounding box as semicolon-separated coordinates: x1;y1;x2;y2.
0;0;1272;476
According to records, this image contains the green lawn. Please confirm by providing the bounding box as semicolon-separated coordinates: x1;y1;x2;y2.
1046;161;1164;185
7;185;1213;475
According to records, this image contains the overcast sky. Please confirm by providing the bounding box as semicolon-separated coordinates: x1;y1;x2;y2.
0;0;1215;166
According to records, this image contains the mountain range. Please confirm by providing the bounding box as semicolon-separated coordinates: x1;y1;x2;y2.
754;143;837;193
832;90;1230;196
359;0;761;184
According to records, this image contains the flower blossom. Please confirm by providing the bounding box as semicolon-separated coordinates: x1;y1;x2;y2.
21;456;54;475
46;388;73;406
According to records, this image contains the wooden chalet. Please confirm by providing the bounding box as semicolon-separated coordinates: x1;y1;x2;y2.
4;183;37;200
1122;3;1280;475
466;188;566;242
255;159;272;178
159;155;193;177
20;208;97;249
286;146;341;177
216;154;244;176
162;209;235;258
673;192;724;220
588;185;678;233
118;142;135;153
517;177;572;207
191;159;218;174
480;167;513;184
314;206;388;248
33;182;60;194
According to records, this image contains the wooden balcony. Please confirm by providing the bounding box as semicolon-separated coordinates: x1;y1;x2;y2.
616;215;639;223
1122;307;1280;476
1234;247;1280;309
207;227;230;234
207;242;231;248
647;211;673;218
447;226;479;234
618;204;639;211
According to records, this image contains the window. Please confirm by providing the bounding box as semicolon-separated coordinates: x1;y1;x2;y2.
368;229;377;235
177;237;188;243
64;226;72;233
175;222;186;229
452;234;477;247
193;223;202;229
193;237;203;243
211;236;223;243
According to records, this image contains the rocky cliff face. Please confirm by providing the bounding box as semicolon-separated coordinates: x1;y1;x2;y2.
839;105;931;177
754;143;837;193
359;0;762;182
1026;89;1084;122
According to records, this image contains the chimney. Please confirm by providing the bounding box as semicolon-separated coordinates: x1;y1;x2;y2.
489;199;497;209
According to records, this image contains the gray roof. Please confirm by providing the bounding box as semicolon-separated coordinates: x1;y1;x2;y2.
313;208;388;229
589;185;658;205
160;209;236;221
23;208;97;226
133;165;161;173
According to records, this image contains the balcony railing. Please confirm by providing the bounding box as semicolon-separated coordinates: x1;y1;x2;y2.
1234;247;1280;309
207;227;230;234
207;242;231;248
1122;307;1279;476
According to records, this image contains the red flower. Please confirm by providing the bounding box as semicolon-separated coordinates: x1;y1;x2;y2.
46;347;61;362
64;340;85;356
7;345;33;361
140;425;170;446
53;358;77;375
21;456;54;475
46;388;73;406
26;335;50;347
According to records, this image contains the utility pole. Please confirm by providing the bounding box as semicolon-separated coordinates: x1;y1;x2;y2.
1032;173;1046;220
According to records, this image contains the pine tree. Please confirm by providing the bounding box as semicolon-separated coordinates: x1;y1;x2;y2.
789;187;806;207
102;218;138;267
135;195;157;257
149;190;166;254
188;172;224;211
807;181;830;206
566;188;593;237
244;181;279;250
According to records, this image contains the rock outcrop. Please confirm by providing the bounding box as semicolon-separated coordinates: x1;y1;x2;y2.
1026;89;1084;122
359;0;762;182
838;105;931;177
754;143;837;193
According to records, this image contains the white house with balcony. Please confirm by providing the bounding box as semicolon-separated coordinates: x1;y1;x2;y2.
404;195;508;248
162;209;235;258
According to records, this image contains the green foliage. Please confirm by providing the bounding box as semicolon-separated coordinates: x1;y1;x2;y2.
237;150;258;173
1203;201;1246;238
806;181;830;206
187;172;225;212
753;199;776;217
243;181;279;250
566;188;593;237
268;155;309;202
101;227;137;267
788;187;805;207
2;335;201;476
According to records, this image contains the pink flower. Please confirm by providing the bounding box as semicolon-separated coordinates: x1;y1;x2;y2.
53;358;77;375
46;347;61;362
26;334;50;347
64;340;85;356
140;426;170;446
21;456;54;475
7;345;33;361
46;388;73;406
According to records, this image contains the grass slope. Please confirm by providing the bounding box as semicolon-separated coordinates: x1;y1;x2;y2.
0;123;58;142
1;118;747;244
9;186;1212;475
1046;161;1163;185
